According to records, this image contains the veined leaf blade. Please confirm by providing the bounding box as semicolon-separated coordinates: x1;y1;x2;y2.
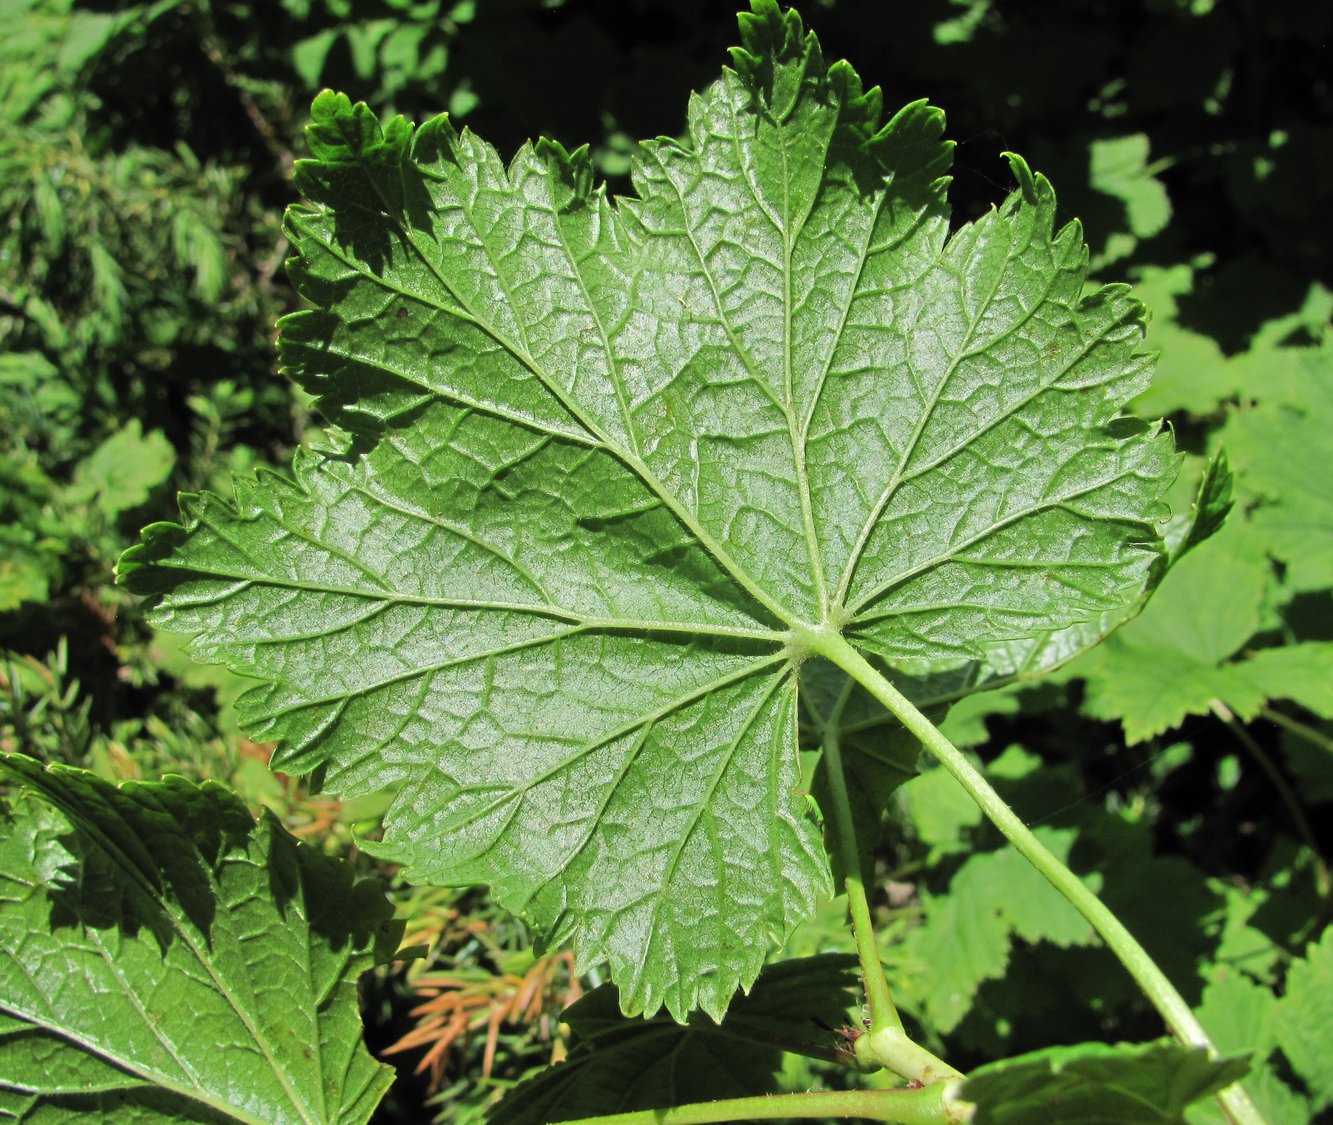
0;756;400;1125
120;0;1178;1020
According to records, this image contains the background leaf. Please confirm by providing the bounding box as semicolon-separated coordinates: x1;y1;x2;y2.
1222;347;1333;593
1076;519;1270;742
907;826;1096;1034
1273;928;1333;1109
964;1040;1250;1124
65;419;176;519
0;755;402;1124
1189;970;1313;1125
489;954;860;1124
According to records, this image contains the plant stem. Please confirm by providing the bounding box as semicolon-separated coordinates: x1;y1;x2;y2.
821;708;900;1032
821;710;965;1084
558;1082;968;1125
1212;700;1331;899
1260;706;1333;755
805;627;1268;1125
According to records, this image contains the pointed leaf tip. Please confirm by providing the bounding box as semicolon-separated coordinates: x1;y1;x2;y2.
1004;151;1042;203
1174;448;1233;560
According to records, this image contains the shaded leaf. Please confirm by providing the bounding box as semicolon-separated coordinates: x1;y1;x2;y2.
1274;927;1333;1108
489;954;860;1125
907;826;1095;1033
1188;972;1309;1125
965;1040;1250;1124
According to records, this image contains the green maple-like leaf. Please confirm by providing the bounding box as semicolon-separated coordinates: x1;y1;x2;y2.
908;827;1098;1034
1077;516;1267;742
1274;927;1333;1110
1077;504;1333;743
1224;344;1333;594
119;1;1176;1020
0;755;402;1124
1192;971;1311;1125
65;419;177;519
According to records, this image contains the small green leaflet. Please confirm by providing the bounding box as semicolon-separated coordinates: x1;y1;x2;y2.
120;1;1176;1020
0;755;402;1124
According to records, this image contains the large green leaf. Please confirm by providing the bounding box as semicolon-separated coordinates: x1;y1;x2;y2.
119;0;1176;1019
0;755;401;1124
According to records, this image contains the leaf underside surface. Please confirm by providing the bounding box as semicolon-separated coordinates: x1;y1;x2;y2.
119;0;1176;1019
0;755;402;1125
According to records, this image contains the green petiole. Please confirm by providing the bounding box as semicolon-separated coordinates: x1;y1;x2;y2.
819;680;965;1085
558;1082;969;1125
801;624;1267;1125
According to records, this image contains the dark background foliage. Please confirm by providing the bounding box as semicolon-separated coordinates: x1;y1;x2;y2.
2;1;1329;1121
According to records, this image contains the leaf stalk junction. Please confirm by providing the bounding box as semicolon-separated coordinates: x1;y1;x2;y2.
817;675;964;1088
566;623;1268;1124
800;624;1266;1125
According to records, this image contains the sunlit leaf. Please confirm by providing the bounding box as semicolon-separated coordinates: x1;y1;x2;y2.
0;755;402;1124
120;0;1176;1019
